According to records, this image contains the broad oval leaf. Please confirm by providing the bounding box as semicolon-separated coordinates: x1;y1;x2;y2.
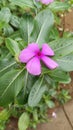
18;112;30;130
28;78;47;107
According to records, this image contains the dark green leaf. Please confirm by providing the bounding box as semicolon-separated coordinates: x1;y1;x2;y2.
0;68;25;106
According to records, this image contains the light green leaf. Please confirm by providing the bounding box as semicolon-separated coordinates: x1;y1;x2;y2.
0;68;25;106
49;2;70;12
57;53;73;71
6;38;20;56
49;69;71;84
28;78;47;107
49;38;73;57
10;15;20;28
18;112;30;130
31;9;54;46
10;0;35;9
0;7;11;23
46;100;55;108
0;109;10;121
3;24;14;36
20;14;34;44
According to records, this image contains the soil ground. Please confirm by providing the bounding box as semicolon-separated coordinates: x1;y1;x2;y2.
4;8;73;130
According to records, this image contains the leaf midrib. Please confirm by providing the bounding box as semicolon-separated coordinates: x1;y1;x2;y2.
1;68;24;98
0;62;16;73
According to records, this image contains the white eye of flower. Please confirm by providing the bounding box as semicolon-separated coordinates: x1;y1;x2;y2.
52;112;57;118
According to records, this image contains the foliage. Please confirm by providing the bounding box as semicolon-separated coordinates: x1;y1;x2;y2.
0;0;73;130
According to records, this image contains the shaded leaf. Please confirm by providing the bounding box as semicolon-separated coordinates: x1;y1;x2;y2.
0;68;25;106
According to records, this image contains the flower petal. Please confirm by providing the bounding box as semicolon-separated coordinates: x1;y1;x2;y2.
26;57;41;75
28;43;40;52
40;0;54;4
41;56;58;69
19;48;35;63
41;43;54;56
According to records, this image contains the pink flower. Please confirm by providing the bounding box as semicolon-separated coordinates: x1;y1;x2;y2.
19;43;58;75
37;0;54;5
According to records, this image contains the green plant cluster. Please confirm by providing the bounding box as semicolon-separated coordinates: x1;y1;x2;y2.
0;0;73;130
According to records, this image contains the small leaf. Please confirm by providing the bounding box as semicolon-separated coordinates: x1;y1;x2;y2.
3;24;14;36
46;100;55;108
0;109;10;121
0;7;11;23
6;38;20;56
10;15;20;28
18;112;30;130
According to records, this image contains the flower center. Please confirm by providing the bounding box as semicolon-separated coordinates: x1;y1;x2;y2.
37;51;41;56
36;51;42;58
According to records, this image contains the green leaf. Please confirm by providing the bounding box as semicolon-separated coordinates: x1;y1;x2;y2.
31;9;54;46
49;38;73;57
57;53;73;72
46;100;55;108
28;77;47;107
6;38;20;56
0;68;25;106
3;24;14;36
0;36;4;45
0;109;10;121
10;15;20;28
49;2;70;12
0;7;11;23
18;112;30;130
19;14;34;44
10;0;35;9
49;69;71;84
0;58;16;77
